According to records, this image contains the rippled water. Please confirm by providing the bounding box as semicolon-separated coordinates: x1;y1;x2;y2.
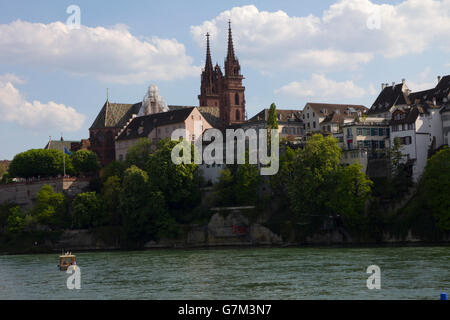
0;246;448;300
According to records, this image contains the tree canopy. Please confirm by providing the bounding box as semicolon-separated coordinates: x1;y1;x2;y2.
9;149;75;178
72;150;100;175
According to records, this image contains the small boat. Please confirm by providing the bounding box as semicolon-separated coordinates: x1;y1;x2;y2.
58;252;76;271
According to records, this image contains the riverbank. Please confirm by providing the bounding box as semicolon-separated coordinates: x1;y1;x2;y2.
1;225;449;255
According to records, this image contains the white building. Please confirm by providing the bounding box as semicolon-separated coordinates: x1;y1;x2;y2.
442;105;450;146
390;105;443;182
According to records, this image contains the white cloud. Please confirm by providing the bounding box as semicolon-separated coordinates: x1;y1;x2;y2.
0;20;200;84
0;73;26;85
0;75;85;132
275;74;366;99
191;1;450;72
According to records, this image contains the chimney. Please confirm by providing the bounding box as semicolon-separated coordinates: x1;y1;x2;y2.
402;79;406;85
438;76;442;83
392;82;395;88
381;83;386;90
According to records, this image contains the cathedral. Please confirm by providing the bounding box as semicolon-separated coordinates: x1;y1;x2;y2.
89;22;246;165
198;22;246;126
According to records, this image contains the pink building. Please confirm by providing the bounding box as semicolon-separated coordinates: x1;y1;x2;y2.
115;107;213;161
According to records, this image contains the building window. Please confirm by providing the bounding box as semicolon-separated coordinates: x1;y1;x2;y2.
379;140;385;149
363;128;370;136
347;128;353;137
235;93;239;105
407;123;415;130
379;128;385;136
313;121;316;129
307;113;310;119
371;128;378;136
357;128;362;136
236;109;240;121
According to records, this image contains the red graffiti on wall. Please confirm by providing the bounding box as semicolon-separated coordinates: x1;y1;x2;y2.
232;225;247;235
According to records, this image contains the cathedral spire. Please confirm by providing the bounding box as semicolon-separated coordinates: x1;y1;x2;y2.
226;20;235;61
205;32;213;72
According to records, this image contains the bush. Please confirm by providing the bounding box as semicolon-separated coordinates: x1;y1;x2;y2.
32;185;68;229
72;192;108;229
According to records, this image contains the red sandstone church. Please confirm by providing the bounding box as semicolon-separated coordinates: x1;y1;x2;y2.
198;22;246;126
89;22;247;166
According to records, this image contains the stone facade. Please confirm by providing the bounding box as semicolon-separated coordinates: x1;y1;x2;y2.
0;178;90;209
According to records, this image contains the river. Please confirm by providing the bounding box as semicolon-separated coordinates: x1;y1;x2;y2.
0;246;448;300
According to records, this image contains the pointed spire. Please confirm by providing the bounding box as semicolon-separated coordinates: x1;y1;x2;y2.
227;20;235;61
205;32;213;72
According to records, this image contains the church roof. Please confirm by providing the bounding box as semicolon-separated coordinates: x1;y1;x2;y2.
44;140;78;151
90;101;142;130
198;106;221;127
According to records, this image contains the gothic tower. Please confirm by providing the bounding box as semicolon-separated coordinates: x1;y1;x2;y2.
220;21;246;126
198;33;221;108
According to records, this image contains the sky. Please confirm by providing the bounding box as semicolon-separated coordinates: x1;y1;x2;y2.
1;0;450;160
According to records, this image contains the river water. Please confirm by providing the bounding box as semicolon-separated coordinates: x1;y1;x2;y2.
0;246;448;300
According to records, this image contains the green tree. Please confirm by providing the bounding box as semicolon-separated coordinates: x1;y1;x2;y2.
421;147;450;230
9;149;75;178
327;163;373;228
125;138;153;169
288;134;341;218
6;206;26;234
0;162;7;180
267;103;279;130
101;176;122;225
72;192;107;229
101;160;126;183
390;137;405;175
146;139;201;222
119;165;177;244
32;185;68;229
72;150;100;175
214;168;235;206
0;202;17;233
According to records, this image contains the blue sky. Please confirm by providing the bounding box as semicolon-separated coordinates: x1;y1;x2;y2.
0;0;449;160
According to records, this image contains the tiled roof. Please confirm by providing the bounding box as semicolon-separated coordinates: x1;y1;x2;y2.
198;106;221;128
90;101;142;129
116;107;196;141
320;111;354;124
248;109;303;123
390;106;429;125
305;103;367;116
168;105;195;111
368;83;409;114
44;140;78;151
